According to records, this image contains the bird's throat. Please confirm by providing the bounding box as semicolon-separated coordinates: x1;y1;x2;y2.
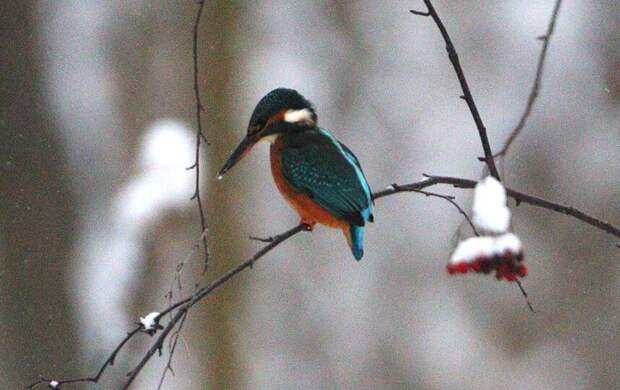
261;134;280;144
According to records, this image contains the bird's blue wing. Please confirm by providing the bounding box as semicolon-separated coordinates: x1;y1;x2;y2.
338;141;375;205
280;130;373;225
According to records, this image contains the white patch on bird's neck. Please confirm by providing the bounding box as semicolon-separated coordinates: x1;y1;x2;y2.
284;108;315;125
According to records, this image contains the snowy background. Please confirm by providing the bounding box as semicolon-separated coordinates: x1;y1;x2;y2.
1;1;619;389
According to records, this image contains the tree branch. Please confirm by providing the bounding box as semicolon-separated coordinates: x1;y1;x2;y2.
189;0;210;272
389;185;479;236
411;1;501;180
413;175;620;239
24;326;142;389
121;223;311;388
495;0;563;157
119;175;620;387
25;173;620;388
156;310;188;390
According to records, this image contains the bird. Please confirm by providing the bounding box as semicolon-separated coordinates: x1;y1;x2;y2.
217;88;373;260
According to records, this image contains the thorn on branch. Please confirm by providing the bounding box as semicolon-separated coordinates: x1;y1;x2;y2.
410;9;430;16
251;224;313;244
249;235;275;243
537;34;548;41
185;163;197;171
459;95;466;100
477;156;486;162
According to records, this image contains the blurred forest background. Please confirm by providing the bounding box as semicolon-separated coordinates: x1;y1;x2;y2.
1;1;619;389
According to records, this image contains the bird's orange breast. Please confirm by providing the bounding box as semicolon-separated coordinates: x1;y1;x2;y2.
270;137;347;229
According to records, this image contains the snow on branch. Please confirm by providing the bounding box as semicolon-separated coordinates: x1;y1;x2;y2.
448;234;526;281
449;176;526;282
472;176;511;234
139;312;163;336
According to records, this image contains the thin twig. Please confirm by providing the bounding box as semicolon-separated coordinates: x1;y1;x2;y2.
495;0;563;157
157;1;210;385
164;227;209;303
410;1;501;180
516;280;535;313
24;326;142;389
391;185;479;236
190;0;210;272
156;311;189;390
249;235;276;243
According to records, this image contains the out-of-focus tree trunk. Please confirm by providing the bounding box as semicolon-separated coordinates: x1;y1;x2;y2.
0;1;78;387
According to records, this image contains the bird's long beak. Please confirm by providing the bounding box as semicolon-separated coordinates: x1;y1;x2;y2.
217;135;259;179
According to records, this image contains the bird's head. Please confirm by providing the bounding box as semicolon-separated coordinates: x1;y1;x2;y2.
217;88;316;179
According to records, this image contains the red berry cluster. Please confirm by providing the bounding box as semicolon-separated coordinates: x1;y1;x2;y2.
447;251;527;282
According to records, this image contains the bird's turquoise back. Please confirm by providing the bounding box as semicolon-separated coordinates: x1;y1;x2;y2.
279;128;373;259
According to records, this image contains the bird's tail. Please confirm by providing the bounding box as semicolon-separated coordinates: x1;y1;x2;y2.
344;224;365;261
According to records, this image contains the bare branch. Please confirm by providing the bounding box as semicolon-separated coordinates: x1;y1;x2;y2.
156;311;189;390
26;171;620;388
516;280;535;313
249;235;277;243
411;1;501;180
495;0;563;157
403;175;620;239
152;1;212;382
190;0;210;272
390;184;479;236
24;326;142;389
121;174;620;386
122;223;311;388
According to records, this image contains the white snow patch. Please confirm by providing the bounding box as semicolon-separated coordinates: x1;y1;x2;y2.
450;236;495;264
472;176;511;233
140;312;160;331
494;233;523;254
450;233;522;264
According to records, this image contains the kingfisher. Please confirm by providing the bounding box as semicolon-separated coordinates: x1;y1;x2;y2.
217;88;374;260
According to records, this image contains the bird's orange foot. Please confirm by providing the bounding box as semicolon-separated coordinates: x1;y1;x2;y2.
300;219;316;231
